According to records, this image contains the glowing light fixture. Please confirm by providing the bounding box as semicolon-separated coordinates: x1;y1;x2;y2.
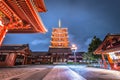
71;44;77;50
71;44;77;64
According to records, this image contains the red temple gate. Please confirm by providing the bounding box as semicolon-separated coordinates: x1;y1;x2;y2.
0;0;47;45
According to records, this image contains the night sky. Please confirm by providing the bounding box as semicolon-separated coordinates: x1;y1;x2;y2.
3;0;120;52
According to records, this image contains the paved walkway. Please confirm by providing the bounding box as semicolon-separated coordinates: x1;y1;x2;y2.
1;65;120;80
70;65;120;80
0;68;34;80
43;66;86;80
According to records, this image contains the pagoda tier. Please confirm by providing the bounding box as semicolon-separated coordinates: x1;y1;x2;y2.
0;0;47;33
50;28;69;48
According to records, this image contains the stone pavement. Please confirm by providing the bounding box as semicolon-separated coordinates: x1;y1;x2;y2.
43;66;86;80
0;68;33;80
70;65;120;80
1;65;120;80
1;65;53;80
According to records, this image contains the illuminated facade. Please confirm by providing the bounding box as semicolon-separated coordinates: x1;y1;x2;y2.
94;34;120;70
50;22;69;48
49;20;71;63
0;0;47;45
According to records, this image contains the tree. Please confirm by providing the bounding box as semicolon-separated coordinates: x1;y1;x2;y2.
83;52;94;61
88;36;102;59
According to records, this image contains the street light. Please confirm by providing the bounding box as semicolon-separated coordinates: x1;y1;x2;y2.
71;44;77;64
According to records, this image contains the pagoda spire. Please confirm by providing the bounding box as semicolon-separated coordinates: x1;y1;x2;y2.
58;19;61;28
50;23;69;48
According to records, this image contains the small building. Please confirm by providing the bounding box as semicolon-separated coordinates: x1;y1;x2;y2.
94;34;120;70
0;44;31;67
31;51;84;64
31;52;51;64
31;21;84;64
49;48;72;63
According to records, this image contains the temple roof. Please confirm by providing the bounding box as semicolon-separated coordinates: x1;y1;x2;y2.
0;0;47;33
94;33;120;54
33;0;47;12
0;44;29;52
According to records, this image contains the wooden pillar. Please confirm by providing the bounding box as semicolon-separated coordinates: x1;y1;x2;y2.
56;53;57;62
65;54;67;62
7;53;17;66
102;54;107;69
5;53;10;65
63;53;65;62
22;55;26;65
107;54;114;70
25;56;27;64
62;53;64;62
56;54;58;62
51;56;53;63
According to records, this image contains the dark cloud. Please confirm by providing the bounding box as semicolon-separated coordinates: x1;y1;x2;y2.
3;0;120;52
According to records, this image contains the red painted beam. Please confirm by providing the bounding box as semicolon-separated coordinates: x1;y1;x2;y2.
0;26;7;46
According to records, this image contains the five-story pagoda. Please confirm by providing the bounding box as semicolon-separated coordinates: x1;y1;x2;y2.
49;20;71;63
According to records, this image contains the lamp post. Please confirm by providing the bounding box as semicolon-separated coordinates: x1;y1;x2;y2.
71;44;77;64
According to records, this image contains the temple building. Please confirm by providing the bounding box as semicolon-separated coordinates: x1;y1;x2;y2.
0;44;31;66
30;20;84;64
31;52;51;64
94;33;120;70
0;0;47;45
48;20;71;64
0;19;84;66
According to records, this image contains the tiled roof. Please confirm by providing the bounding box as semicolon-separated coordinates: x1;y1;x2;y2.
94;33;120;54
0;44;28;51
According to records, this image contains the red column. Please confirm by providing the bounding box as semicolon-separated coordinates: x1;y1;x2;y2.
22;56;26;65
7;53;17;66
5;53;10;65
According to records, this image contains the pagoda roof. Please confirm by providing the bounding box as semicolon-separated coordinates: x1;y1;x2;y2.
94;33;120;54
